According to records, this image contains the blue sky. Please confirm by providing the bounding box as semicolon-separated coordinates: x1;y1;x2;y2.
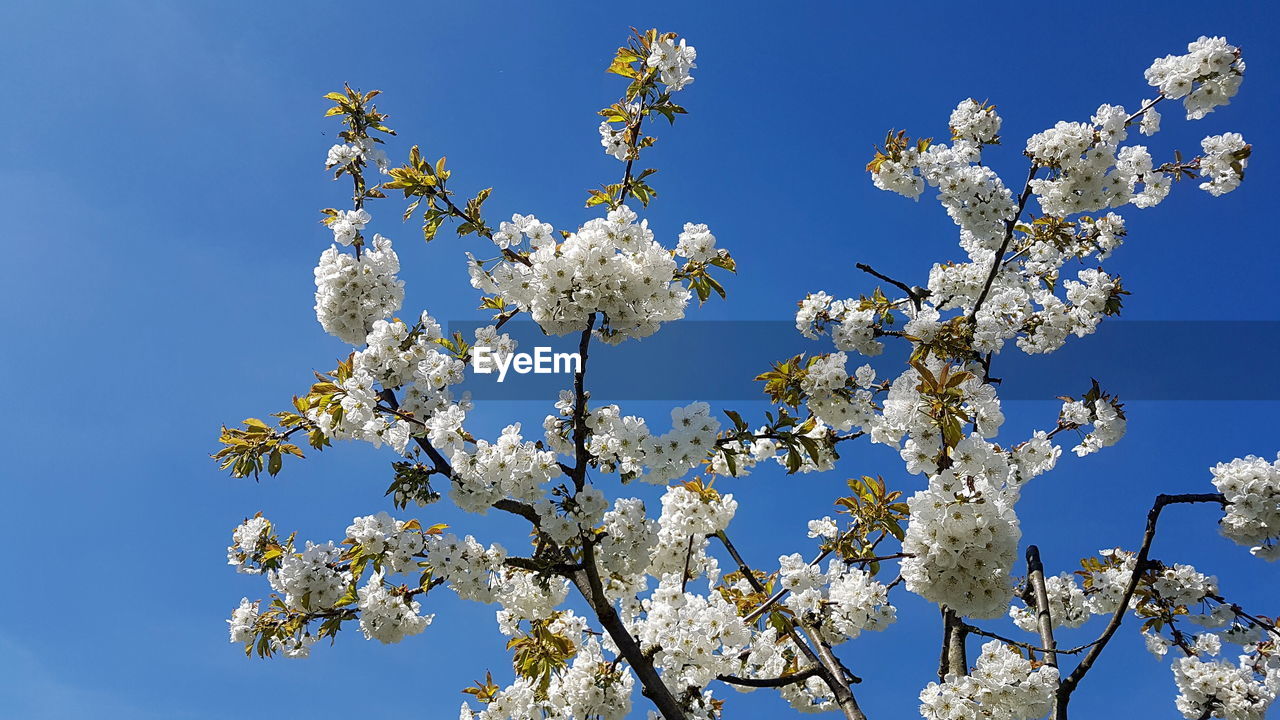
1;1;1277;718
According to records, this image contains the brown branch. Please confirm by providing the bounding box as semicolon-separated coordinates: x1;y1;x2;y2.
1055;493;1226;718
680;534;696;593
717;666;821;688
959;623;1101;657
855;262;927;310
570;314;596;493
941;607;968;679
1208;594;1280;634
968;164;1039;320
1026;545;1059;670
714;531;867;720
1124;94;1166;126
379;388;542;527
503;556;582;575
618;115;645;203
572;537;685;720
434;191;532;267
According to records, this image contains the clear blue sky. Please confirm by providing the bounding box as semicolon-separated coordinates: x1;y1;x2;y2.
1;1;1277;718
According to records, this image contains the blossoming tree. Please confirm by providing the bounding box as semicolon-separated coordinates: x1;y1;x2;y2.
215;29;1277;720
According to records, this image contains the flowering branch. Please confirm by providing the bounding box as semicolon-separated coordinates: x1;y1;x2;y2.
1056;492;1227;717
714;529;869;714
967;164;1038;320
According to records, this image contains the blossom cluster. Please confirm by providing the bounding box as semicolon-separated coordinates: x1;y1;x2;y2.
1199;132;1251;197
357;570;432;643
1210;454;1280;560
325;136;389;174
880;364;1006;453
346;511;425;574
313;233;405;345
268;540;349;610
919;641;1059;720
1059;393;1127;457
900;465;1022;618
579;401;722;484
595;497;660;598
599;120;630;161
647;37;696;91
798;352;878;433
632;579;751;693
795;291;884;357
450;423;563;513
460;639;636;720
646;483;736;582
468;207;700;342
1145;36;1245;120
778;556;896;644
1172;656;1276;720
226;515;271;574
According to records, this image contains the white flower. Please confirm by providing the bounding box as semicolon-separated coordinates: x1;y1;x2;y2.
646;37;696;91
920;641;1058;720
330;208;371;246
227;597;259;643
599;121;629;161
676;222;717;263
1145;36;1245;119
358;570;433;643
1172;655;1275;720
313;235;404;345
1199;132;1250;197
1211;454;1280;559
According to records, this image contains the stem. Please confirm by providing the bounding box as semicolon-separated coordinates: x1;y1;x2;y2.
718;666;821;688
959;623;1099;656
619;115;645;203
379;388;543;525
855;262;925;310
1026;545;1061;720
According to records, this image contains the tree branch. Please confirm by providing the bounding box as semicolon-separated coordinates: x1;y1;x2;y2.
717;666;821;688
739;532;907;624
1026;545;1059;670
379;388;543;527
968;164;1038;320
941;607;968;679
855;262;927;310
714;531;867;720
1055;493;1226;717
958;623;1100;656
570;314;596;493
571;538;685;720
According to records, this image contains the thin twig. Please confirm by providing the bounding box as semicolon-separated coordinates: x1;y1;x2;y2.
717;666;821;688
855;262;926;310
